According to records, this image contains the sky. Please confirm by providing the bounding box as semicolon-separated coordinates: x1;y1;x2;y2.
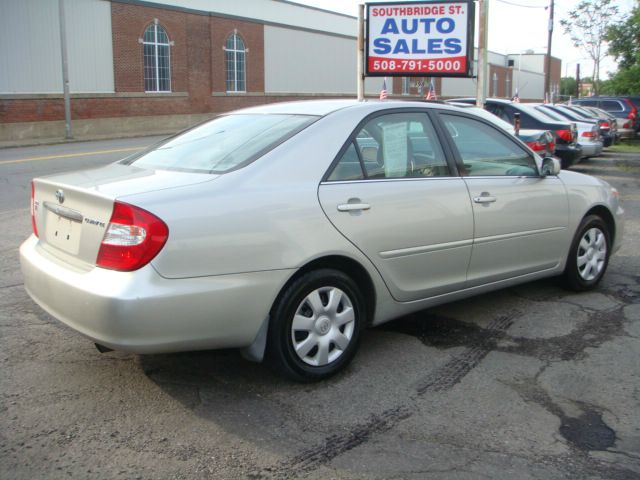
291;0;635;79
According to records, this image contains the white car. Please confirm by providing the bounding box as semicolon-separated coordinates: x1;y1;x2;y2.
20;100;624;381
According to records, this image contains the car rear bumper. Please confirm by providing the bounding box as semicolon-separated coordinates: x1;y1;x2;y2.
20;235;291;354
617;128;635;140
579;142;603;158
555;144;582;167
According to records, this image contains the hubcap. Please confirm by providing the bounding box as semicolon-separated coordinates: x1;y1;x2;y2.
291;287;356;367
577;227;607;281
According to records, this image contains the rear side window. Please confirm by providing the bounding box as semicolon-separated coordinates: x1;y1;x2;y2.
600;100;623;113
327;144;365;181
441;114;538;177
123;114;318;173
577;100;597;107
327;112;450;181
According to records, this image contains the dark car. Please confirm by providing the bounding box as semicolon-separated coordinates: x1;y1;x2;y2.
452;98;582;168
571;96;638;132
517;129;556;157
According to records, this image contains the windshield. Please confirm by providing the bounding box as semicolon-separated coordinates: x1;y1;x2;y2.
122;114;318;173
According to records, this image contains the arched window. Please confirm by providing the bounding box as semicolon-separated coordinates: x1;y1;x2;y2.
224;31;246;93
143;20;171;92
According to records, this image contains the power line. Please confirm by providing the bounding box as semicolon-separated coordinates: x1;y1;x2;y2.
494;0;549;9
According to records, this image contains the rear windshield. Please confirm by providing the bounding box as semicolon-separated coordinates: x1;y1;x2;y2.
517;104;564;124
534;106;566;122
122;114;318;173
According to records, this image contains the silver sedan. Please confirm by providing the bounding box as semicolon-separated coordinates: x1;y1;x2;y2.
20;100;624;381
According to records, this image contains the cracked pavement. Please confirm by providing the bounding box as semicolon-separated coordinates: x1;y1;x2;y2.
0;141;639;479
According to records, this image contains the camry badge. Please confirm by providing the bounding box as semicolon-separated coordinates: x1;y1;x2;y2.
55;189;65;204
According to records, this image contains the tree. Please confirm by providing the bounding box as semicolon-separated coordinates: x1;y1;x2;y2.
603;1;640;94
560;77;577;96
560;0;619;95
600;66;640;95
606;3;640;70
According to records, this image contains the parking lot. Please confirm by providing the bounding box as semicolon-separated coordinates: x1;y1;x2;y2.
1;138;639;479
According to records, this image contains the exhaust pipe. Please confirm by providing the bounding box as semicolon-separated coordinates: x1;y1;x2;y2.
95;343;114;353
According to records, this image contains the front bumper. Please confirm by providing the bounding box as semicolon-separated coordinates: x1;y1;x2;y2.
20;235;291;354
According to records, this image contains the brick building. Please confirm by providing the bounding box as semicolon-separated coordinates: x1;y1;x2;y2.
0;0;561;142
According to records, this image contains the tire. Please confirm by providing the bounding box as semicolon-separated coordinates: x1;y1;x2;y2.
267;269;365;382
563;215;611;291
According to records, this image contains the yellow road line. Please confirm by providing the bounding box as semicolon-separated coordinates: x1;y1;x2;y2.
0;146;145;165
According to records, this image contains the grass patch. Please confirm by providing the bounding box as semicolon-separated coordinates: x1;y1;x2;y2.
609;138;640;153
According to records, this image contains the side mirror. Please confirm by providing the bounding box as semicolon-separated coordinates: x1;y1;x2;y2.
540;157;561;177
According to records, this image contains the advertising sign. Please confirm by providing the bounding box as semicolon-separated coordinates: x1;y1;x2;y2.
366;1;475;77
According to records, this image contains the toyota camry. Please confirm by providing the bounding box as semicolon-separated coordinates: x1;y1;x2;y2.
20;100;624;381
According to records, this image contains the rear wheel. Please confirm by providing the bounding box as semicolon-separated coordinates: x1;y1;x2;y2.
563;215;610;291
267;269;365;382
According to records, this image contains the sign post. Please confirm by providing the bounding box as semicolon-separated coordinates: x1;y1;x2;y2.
357;4;365;101
365;1;475;79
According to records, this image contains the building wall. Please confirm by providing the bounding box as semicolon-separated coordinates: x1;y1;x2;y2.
0;0;114;94
0;0;558;131
516;70;545;100
112;1;188;93
146;0;356;37
264;26;355;94
211;17;264;94
488;65;513;98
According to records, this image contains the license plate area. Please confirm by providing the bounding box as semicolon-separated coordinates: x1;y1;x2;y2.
44;205;83;255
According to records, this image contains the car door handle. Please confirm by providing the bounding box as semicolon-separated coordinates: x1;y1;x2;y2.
337;203;371;212
473;195;496;204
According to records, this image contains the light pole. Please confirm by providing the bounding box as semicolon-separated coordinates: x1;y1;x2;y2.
58;0;72;139
544;0;554;103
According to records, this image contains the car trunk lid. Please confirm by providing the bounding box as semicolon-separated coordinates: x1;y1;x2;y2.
32;163;216;269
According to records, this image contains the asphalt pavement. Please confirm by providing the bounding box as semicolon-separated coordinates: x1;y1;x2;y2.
1;138;639;479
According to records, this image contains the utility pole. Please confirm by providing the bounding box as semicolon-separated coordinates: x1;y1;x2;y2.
475;0;489;107
544;0;554;103
58;0;72;139
575;63;580;98
357;4;365;101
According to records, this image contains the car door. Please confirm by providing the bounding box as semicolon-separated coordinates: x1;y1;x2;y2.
318;111;474;302
436;112;570;286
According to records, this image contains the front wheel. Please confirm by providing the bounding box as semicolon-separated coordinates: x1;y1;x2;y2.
267;269;365;382
563;215;610;291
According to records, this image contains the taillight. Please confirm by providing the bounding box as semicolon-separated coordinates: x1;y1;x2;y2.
581;131;596;138
623;99;637;119
96;201;168;271
548;140;556;152
526;141;546;151
624;121;631;129
556;129;573;142
30;181;38;237
601;121;610;128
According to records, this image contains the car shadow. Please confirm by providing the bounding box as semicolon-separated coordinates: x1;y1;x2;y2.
136;276;617;461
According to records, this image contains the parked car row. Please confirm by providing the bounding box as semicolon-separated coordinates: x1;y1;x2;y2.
452;98;582;168
569;96;639;134
450;97;632;170
448;102;557;158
